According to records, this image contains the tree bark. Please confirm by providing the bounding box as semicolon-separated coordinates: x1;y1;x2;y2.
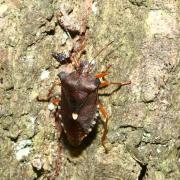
0;0;179;179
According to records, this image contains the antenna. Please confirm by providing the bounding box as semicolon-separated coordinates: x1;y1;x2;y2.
88;41;114;72
93;40;114;59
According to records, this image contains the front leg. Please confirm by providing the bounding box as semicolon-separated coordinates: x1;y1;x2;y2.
37;79;61;102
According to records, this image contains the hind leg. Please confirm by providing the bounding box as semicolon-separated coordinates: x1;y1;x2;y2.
97;100;109;153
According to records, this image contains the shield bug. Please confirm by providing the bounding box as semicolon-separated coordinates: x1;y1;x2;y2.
52;56;131;152
38;0;131;153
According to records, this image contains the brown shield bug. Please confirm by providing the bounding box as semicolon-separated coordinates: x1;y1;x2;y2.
38;0;131;153
52;56;131;152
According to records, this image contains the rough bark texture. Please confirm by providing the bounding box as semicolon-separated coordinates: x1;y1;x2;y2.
0;0;179;179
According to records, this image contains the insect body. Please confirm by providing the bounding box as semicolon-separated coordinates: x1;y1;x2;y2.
58;61;100;146
52;55;131;151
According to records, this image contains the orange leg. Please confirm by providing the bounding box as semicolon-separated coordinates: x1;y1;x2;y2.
72;1;93;67
95;65;112;78
99;80;131;88
98;100;109;153
97;80;131;153
51;98;61;106
37;79;61;102
95;72;109;78
73;34;87;67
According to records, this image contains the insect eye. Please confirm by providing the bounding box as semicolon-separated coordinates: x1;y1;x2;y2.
58;71;67;80
95;78;100;86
